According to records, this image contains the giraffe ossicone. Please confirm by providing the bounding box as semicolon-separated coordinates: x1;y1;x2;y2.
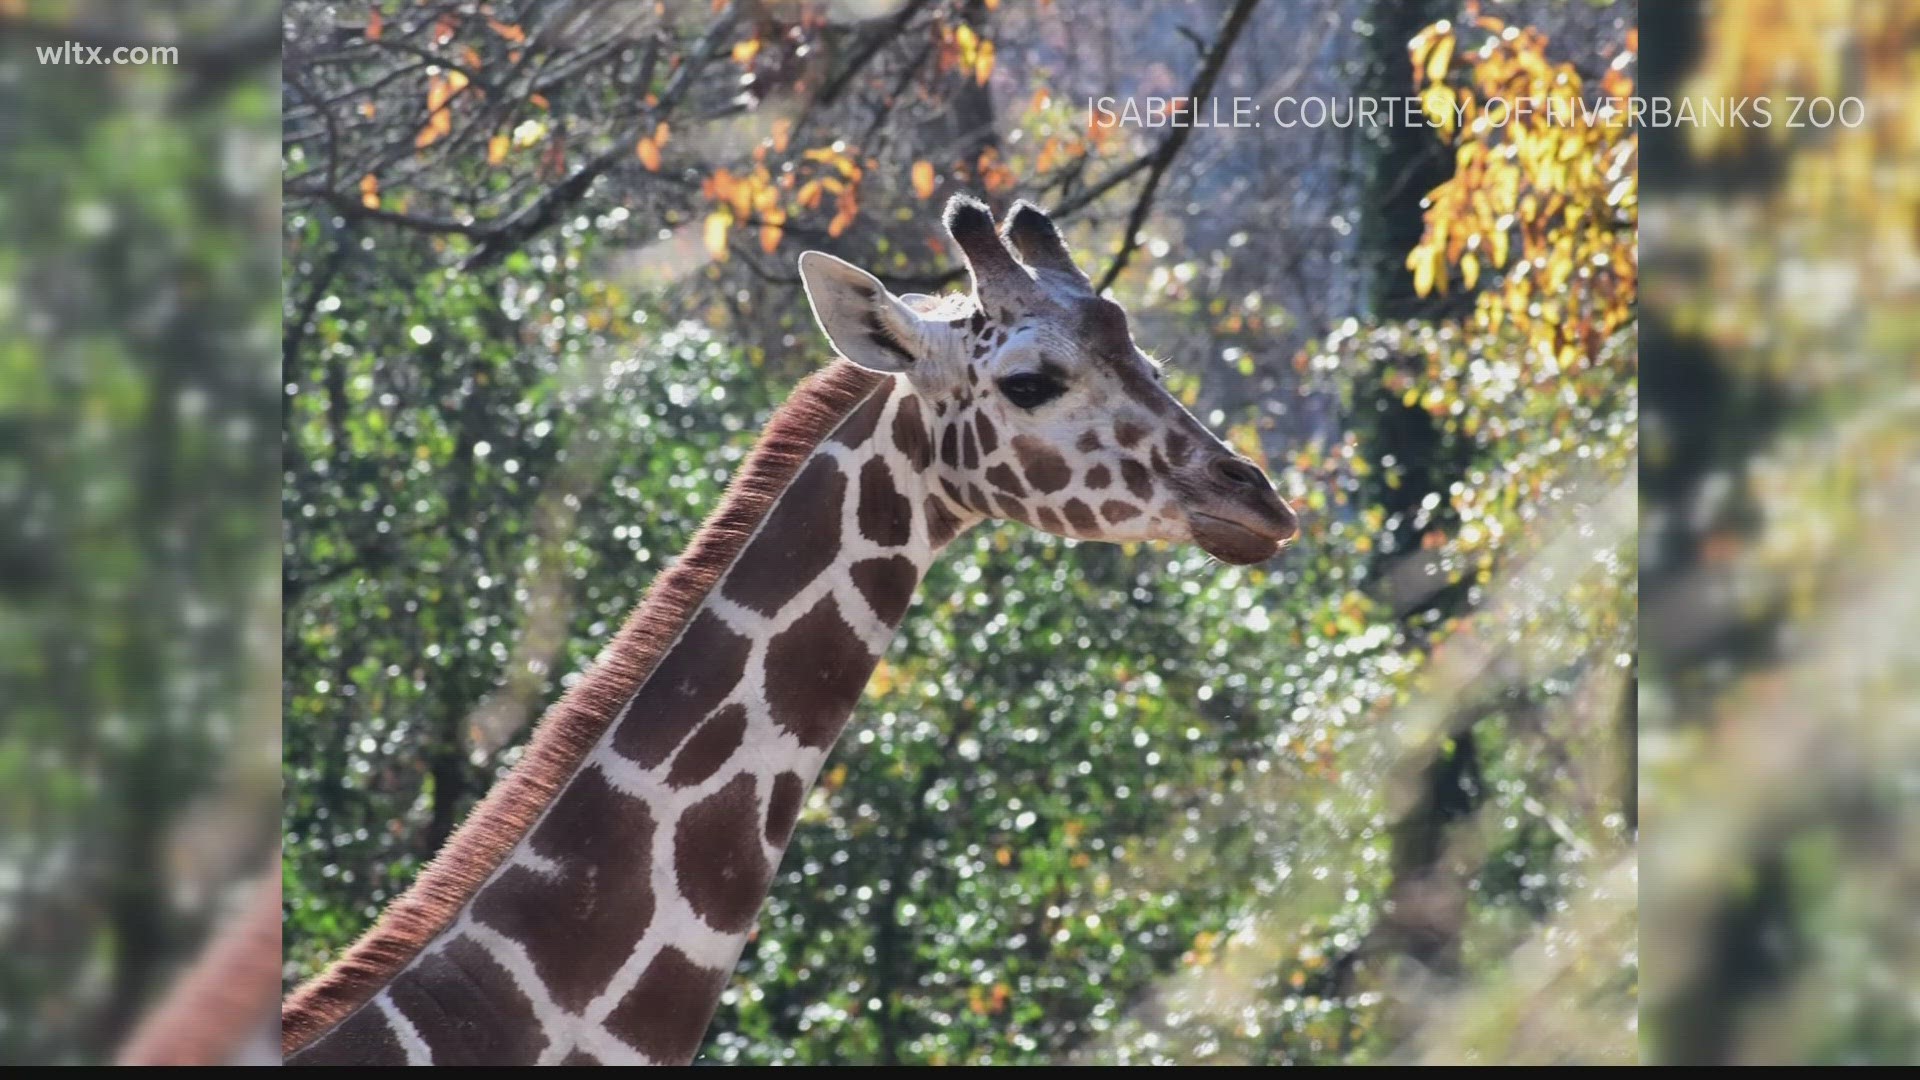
282;195;1297;1066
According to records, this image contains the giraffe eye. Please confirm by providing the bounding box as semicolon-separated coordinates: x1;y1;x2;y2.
997;372;1066;410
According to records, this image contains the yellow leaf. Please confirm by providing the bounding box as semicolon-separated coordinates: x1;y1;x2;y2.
975;39;995;85
366;9;384;41
487;134;509;165
636;137;661;172
760;222;782;254
1412;250;1435;298
911;160;935;200
732;38;761;64
359;173;380;210
703;210;732;261
1461;252;1480;290
1426;33;1454;83
995;846;1012;867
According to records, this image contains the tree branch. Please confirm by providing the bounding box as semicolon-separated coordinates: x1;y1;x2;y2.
1094;0;1263;293
459;7;739;271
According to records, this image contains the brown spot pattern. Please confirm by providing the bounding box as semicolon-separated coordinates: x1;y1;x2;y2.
611;611;751;767
766;771;806;846
388;936;547;1066
961;421;979;470
1063;498;1098;533
974;412;998;456
1101;500;1143;524
721;456;846;617
290;1005;406;1065
764;597;875;748
1114;419;1146;448
1121;458;1153;501
1035;505;1064;532
561;1050;603;1066
605;946;731;1065
891;395;930;470
1150;446;1171;475
1165;431;1193;466
1077;430;1102;453
850;555;917;625
833;386;890;449
939;423;959;468
924;495;963;547
1084;464;1111;490
1013;435;1072;494
857;458;912;547
984;463;1026;497
674;773;772;933
996;493;1030;522
472;766;655;1012
665;704;748;789
969;483;995;515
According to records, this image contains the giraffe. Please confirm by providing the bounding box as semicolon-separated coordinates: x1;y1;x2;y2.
281;196;1298;1066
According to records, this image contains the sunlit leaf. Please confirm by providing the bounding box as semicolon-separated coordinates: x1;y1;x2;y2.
911;160;936;200
704;210;732;261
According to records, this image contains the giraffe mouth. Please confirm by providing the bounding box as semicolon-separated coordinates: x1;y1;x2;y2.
1188;512;1292;565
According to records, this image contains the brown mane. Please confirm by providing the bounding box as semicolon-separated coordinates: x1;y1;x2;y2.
120;872;283;1065
281;360;886;1054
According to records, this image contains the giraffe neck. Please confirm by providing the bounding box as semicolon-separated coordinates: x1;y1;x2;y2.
287;366;975;1066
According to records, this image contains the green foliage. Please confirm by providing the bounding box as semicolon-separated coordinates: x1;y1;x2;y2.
282;5;1636;1066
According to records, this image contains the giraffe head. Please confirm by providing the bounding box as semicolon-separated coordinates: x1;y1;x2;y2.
799;195;1298;564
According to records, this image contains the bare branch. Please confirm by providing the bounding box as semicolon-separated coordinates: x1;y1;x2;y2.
1095;0;1263;293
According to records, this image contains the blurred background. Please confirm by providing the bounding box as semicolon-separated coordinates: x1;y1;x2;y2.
278;0;1636;1065
0;0;1914;1068
1638;0;1920;1065
0;0;281;1066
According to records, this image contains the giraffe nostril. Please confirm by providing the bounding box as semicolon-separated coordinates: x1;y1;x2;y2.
1210;456;1270;491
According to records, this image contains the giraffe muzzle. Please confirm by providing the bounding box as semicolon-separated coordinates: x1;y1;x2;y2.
1185;455;1299;564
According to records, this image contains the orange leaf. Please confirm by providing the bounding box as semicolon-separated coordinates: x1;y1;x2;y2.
636;136;661;172
487;134;509;165
366;9;384;41
358;99;377;119
529;93;550;111
771;118;792;153
431;15;457;45
654;121;670;146
359;173;379;210
911;160;935;200
487;19;526;44
760;222;782;253
460;45;482;70
414;107;451;149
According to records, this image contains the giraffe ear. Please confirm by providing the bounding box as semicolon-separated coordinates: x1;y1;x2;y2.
798;251;928;374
